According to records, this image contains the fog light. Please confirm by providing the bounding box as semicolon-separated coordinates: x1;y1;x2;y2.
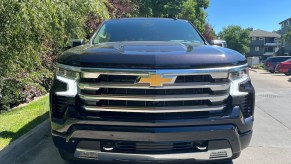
102;142;115;151
194;141;207;151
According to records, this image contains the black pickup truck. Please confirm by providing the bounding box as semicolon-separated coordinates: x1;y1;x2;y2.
50;18;255;163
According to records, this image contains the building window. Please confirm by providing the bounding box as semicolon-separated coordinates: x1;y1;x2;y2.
252;37;256;40
287;21;290;26
283;39;285;47
255;47;259;51
259;37;264;40
282;23;284;28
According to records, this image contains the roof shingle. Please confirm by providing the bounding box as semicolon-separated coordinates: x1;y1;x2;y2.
250;29;281;38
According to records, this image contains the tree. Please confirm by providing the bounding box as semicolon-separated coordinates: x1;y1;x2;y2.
107;0;136;18
132;0;209;32
218;25;250;54
0;0;109;110
178;0;209;33
202;23;216;43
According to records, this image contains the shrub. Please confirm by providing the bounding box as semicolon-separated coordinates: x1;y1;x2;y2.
0;0;109;111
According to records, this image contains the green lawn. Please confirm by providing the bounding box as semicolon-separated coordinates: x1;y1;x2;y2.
0;95;49;149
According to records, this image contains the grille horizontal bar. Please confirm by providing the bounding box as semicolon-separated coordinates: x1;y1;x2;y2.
79;82;230;91
80;93;229;102
82;105;225;113
81;71;229;79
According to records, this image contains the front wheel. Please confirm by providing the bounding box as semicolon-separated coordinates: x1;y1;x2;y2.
269;70;275;73
284;73;290;76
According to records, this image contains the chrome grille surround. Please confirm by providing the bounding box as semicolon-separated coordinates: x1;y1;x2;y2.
57;63;248;115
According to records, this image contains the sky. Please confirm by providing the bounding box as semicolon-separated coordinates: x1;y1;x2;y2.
206;0;291;34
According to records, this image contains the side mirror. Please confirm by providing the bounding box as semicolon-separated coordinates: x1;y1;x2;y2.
70;39;83;47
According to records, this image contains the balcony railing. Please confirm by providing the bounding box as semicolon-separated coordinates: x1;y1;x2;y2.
264;42;278;46
263;52;275;56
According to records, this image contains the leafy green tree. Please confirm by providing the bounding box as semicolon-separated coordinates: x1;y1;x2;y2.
107;0;136;18
132;0;209;32
0;0;109;110
131;0;182;17
218;25;250;54
178;0;209;33
202;23;216;43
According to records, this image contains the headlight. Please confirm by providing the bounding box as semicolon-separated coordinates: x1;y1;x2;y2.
229;68;249;96
55;65;79;97
229;68;249;81
56;67;79;79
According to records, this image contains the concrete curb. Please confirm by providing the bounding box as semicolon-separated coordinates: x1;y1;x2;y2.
0;119;50;164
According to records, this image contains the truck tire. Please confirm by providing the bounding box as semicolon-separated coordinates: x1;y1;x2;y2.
284;73;290;76
269;70;275;73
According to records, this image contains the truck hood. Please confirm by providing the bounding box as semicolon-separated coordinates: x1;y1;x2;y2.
57;41;247;69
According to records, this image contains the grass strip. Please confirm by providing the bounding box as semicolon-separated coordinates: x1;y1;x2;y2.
0;95;49;149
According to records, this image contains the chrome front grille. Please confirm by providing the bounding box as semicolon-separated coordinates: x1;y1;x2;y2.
77;68;231;118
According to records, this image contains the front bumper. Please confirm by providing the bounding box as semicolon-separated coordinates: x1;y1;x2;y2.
74;147;233;162
51;106;253;162
277;68;288;73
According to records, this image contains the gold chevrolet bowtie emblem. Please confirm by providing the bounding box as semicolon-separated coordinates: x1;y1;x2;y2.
137;75;176;87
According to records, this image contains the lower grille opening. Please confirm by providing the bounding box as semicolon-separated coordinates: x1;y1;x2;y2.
100;141;208;154
96;111;211;119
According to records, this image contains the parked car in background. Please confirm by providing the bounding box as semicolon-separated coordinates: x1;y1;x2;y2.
277;59;291;76
264;56;291;73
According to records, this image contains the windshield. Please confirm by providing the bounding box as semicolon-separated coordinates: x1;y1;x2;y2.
92;19;205;44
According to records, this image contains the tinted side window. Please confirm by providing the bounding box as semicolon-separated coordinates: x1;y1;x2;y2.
273;58;281;62
265;58;274;62
277;57;291;62
269;57;291;62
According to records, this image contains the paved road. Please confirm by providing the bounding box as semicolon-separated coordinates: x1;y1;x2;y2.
14;70;291;164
